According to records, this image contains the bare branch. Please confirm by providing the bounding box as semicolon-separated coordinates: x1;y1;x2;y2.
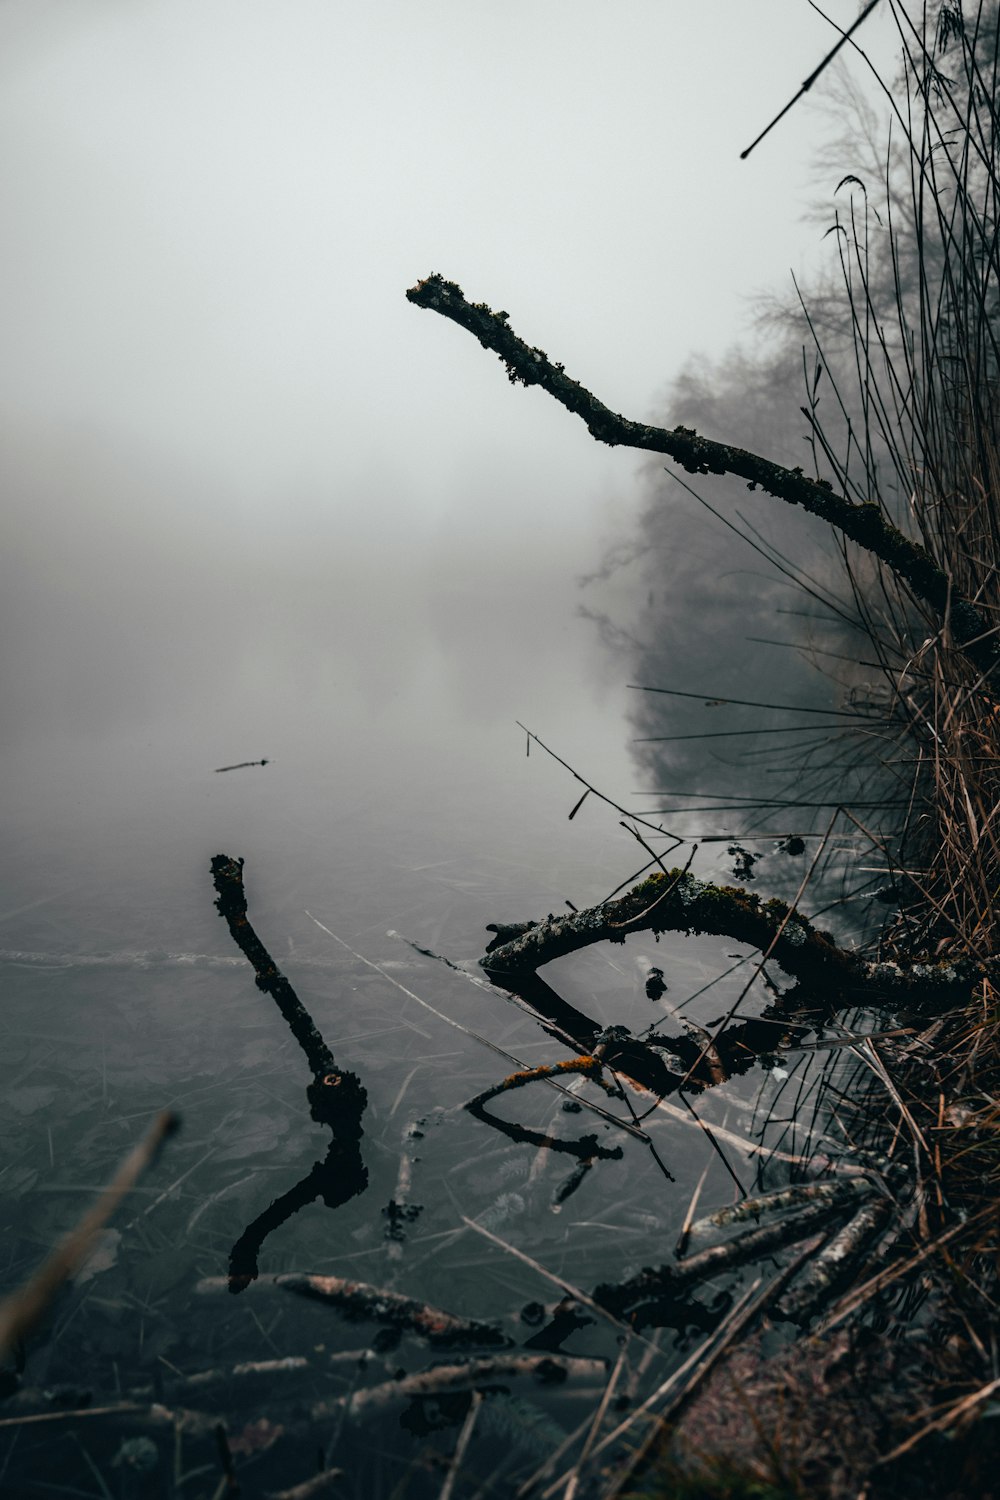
406;274;996;675
480;868;987;1004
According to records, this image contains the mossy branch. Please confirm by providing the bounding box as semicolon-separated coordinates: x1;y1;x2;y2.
406;274;996;675
479;869;984;1004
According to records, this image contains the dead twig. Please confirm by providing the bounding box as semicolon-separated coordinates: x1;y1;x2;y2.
267;1469;346;1500
775;1196;892;1321
438;1390;483;1500
876;1374;1000;1465
0;1109;178;1358
310;1355;607;1423
682;1175;876;1253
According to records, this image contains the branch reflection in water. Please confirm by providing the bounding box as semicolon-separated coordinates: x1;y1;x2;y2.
210;855;368;1292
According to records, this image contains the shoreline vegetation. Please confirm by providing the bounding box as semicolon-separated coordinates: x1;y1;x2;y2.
400;4;1000;1493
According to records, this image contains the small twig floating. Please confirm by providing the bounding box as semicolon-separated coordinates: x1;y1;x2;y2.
384;1117;425;1255
463;1056;629;1163
466;1056;617;1108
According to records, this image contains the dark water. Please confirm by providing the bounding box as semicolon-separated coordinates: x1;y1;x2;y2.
0;554;882;1495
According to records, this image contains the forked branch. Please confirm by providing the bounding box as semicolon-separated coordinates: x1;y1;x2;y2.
406;274;996;675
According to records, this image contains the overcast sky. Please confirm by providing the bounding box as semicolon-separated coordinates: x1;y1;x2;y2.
0;1;898;836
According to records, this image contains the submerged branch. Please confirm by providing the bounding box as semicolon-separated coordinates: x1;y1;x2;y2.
273;1273;511;1349
210;855;369;1290
406;274;996;675
309;1354;607;1423
593;1198;853;1320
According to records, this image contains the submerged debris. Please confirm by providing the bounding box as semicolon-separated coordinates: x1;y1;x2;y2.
645;965;668;1000
274;1274;511;1349
682;1176;877;1253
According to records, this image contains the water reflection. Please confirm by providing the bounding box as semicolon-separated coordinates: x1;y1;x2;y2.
210;855;369;1293
0;461;901;1493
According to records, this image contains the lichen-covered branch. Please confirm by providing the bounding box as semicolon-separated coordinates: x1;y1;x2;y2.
406;274;996;674
682;1176;874;1251
775;1197;891;1322
593;1197;851;1320
480;869;984;1004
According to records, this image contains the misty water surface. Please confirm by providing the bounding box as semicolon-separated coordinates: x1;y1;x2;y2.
0;476;889;1492
0;9;901;1486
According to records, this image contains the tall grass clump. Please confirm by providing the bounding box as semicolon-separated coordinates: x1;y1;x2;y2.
803;1;1000;969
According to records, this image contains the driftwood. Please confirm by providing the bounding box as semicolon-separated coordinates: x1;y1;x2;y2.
776;1197;893;1322
463;868;981;1120
309;1354;608;1423
197;1270;514;1352
591;1197;858;1323
681;1176;876;1252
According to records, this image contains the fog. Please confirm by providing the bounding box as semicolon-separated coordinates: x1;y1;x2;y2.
0;2;899;920
0;16;911;1477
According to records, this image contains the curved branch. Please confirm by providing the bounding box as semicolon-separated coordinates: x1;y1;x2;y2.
480;869;984;1005
406;274;995;674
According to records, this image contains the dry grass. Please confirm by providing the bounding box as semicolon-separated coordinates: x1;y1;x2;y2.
607;10;1000;1494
